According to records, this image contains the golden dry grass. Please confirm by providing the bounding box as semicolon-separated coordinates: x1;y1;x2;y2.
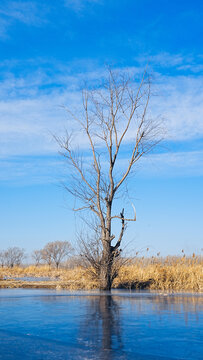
0;255;202;292
114;257;203;292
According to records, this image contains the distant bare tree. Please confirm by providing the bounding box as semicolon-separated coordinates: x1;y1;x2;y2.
4;247;26;268
57;67;163;290
32;250;43;266
0;250;6;268
41;247;52;267
42;241;73;269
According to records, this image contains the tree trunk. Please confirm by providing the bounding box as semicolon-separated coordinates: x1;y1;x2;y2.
99;241;112;291
99;262;112;290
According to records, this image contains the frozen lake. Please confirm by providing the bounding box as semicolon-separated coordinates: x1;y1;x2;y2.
0;289;202;359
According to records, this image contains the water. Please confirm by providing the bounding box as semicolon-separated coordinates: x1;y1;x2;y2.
4;277;52;281
0;289;202;360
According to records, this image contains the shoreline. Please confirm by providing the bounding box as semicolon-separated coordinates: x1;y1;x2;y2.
1;278;202;292
1;259;202;292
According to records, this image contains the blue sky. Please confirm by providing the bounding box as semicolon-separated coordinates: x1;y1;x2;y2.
0;0;202;257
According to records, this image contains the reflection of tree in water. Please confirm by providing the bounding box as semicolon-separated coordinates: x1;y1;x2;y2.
79;295;123;359
151;294;202;325
118;294;202;326
38;293;202;359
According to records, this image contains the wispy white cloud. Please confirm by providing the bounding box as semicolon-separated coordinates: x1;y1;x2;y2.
137;52;185;68
0;17;9;39
0;155;65;184
0;1;48;38
177;63;203;73
0;1;43;25
64;0;102;13
139;150;203;177
1;149;203;185
136;52;203;75
151;75;203;141
0;60;202;162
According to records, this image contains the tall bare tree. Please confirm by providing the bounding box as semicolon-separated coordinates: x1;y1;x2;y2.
4;247;26;268
41;246;52;268
32;250;43;266
0;250;6;268
42;241;73;269
57;68;163;290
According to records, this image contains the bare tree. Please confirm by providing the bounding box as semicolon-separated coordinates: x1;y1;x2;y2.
41;247;52;267
41;241;73;269
32;250;43;266
4;247;26;268
57;68;163;290
0;250;6;268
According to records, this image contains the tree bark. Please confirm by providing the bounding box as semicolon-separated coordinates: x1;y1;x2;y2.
99;235;113;290
99;261;112;291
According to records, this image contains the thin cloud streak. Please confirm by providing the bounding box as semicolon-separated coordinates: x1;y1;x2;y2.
0;60;202;157
0;0;49;38
1;150;203;185
136;52;203;75
64;0;102;13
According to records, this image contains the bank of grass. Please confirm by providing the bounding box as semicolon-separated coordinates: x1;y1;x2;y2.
0;255;202;292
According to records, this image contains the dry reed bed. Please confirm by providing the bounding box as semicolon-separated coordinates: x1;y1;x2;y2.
0;256;202;292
